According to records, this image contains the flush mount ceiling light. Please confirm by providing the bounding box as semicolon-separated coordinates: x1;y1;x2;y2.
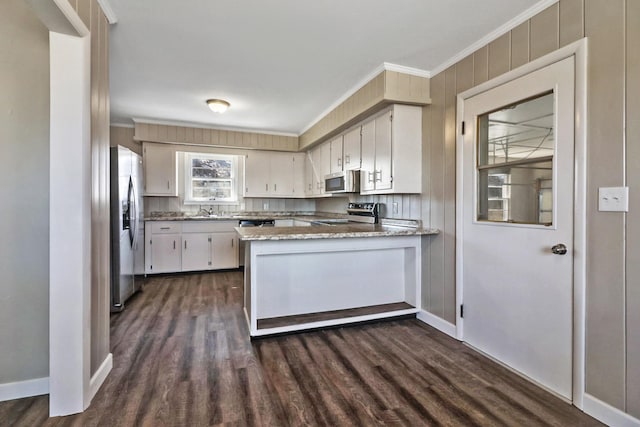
206;99;230;113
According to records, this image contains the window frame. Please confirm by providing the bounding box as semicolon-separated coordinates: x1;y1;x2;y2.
183;152;239;204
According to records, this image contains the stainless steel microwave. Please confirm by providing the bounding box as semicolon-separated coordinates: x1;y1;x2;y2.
324;170;360;193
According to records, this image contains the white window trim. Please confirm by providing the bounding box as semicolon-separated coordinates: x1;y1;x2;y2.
183;152;239;204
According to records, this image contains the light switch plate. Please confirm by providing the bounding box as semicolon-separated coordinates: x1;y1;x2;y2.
598;187;629;212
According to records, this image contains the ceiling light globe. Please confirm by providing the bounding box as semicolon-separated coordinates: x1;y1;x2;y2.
206;99;230;113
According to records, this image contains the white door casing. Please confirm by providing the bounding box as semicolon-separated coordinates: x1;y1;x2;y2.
456;42;588;406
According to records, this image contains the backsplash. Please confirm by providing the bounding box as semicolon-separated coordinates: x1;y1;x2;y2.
144;194;420;219
316;194;422;220
145;196;315;216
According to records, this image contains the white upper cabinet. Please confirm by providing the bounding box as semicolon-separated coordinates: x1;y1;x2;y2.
342;126;361;170
329;136;343;173
244;151;297;198
360;104;422;195
269;152;294;196
143;142;177;196
310;141;331;195
304;152;315;197
292;153;306;198
244;151;271;197
374;111;393;191
360;119;376;192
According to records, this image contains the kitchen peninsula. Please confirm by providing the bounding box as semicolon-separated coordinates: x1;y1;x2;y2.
238;220;438;337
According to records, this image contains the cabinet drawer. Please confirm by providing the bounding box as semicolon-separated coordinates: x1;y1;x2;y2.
150;221;182;234
182;220;237;233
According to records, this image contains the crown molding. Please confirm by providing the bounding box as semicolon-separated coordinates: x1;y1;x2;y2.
97;0;117;24
110;122;135;129
132;118;299;138
299;62;429;135
383;62;430;78
430;0;559;76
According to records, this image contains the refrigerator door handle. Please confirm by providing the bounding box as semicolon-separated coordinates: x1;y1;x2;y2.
127;177;135;247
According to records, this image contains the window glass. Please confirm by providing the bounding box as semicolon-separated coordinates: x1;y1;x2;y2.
185;153;238;203
477;92;554;225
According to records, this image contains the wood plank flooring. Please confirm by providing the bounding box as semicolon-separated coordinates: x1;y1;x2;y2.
0;271;602;426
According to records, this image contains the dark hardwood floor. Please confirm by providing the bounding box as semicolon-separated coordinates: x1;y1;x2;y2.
0;271;602;426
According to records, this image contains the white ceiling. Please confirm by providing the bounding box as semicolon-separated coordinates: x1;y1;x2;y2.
108;0;547;135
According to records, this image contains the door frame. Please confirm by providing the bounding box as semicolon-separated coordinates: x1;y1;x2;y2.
455;39;588;408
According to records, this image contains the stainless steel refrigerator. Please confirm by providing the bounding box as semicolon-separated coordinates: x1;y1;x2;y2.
110;145;144;311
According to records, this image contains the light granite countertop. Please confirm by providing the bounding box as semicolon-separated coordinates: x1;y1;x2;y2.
235;222;438;241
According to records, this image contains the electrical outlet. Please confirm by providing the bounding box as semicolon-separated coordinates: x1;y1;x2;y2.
392;202;399;214
598;187;628;212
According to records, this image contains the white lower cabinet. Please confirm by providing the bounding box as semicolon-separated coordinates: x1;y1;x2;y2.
145;221;182;273
146;233;182;274
146;220;238;274
182;233;212;271
211;232;238;269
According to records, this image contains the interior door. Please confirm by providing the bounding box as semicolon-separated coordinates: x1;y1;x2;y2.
460;57;575;399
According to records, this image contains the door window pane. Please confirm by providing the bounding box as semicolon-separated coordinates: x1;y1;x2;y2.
478;92;554;166
477;92;554;225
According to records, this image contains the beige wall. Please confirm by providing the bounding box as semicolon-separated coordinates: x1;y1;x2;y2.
111;125;141;155
422;0;639;417
0;0;50;383
299;70;430;149
135;122;299;152
67;0;112;377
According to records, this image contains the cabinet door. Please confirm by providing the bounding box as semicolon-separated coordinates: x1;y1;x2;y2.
143;143;177;196
304;153;315;196
181;233;211;272
211;232;239;269
270;152;294;196
292;153;306;198
319;142;331;193
329;136;343;173
360;119;376;192
343;126;361;170
374;111;393;190
310;146;324;195
244;151;271;197
148;233;181;273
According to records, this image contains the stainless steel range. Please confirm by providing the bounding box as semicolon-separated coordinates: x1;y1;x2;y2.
346;202;379;224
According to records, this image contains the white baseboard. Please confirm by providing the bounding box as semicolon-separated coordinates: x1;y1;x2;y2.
86;353;112;407
416;310;457;338
0;377;49;402
583;393;640;427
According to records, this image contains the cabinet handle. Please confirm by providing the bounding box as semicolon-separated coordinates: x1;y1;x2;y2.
184;240;187;250
167;180;170;189
338;158;342;167
173;240;176;250
308;183;312;191
266;183;268;191
345;154;350;164
160;227;170;230
231;238;234;248
368;171;374;183
274;184;277;192
375;170;382;182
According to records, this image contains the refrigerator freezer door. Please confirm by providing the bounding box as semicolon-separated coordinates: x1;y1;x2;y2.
110;146;136;311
